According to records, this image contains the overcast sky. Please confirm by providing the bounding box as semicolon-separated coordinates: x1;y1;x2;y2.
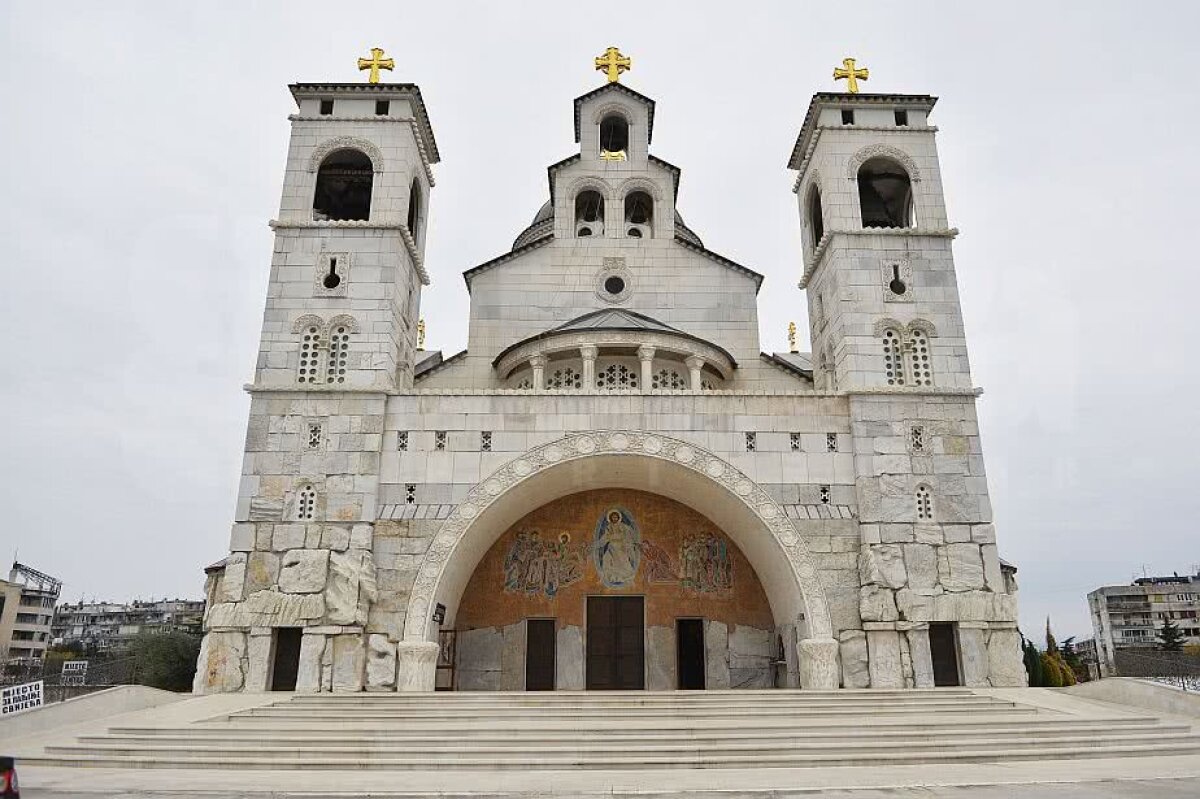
2;2;1197;642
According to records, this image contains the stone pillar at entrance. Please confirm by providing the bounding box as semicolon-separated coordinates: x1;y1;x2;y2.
797;637;840;689
396;641;439;692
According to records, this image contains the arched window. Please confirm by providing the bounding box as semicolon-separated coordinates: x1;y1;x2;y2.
882;328;904;386
575;190;604;237
326;323;352;384
908;329;933;386
624;191;653;238
298;324;323;384
407;178;422;240
915;484;933;520
599;114;629;159
857;157;913;228
313;149;373;221
807;184;825;248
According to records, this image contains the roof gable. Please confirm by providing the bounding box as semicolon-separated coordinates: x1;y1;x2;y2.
573;83;656;144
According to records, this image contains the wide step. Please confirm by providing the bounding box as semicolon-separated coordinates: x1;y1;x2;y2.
28;689;1200;771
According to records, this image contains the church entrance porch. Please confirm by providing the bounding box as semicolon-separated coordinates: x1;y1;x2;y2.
585;596;644;690
452;489;778;691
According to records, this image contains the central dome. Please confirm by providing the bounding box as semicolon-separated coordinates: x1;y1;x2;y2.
513;200;703;250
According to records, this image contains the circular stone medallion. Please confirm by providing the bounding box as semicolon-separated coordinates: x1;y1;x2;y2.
675;445;695;464
458;503;478;519
705;460;725;479
512;460;532;476
610;432;630;450
484;479;504;497
643;436;662;454
575;436;596;454
735;480;753;497
544;446;564;463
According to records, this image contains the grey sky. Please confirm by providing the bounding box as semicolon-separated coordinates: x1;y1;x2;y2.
2;2;1197;642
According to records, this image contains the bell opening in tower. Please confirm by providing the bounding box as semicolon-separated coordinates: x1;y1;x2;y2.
313;149;374;221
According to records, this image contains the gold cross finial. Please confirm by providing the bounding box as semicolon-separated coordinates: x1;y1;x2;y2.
595;47;632;83
416;318;426;350
357;47;395;84
833;57;869;93
787;322;798;353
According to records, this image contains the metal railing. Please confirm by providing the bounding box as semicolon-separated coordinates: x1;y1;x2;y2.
1112;649;1200;691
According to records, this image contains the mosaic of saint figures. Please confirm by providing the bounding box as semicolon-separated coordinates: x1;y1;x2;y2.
680;532;733;593
593;508;641;587
503;530;584;598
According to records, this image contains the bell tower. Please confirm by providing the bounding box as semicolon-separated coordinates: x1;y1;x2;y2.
258;72;439;391
194;53;442;694
789;90;969;393
788;73;1023;688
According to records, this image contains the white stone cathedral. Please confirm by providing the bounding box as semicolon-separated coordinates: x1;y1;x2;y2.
194;52;1026;695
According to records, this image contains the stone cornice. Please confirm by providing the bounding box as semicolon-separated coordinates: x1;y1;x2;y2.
798;228;959;289
268;220;430;285
790;125;938;191
243;384;391;396
290;116;437;187
242;384;981;398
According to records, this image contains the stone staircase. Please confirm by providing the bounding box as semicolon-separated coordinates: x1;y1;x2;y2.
28;689;1200;770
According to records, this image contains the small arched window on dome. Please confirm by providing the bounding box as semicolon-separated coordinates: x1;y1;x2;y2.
857;157;914;229
575;190;604;237
624;191;653;238
313;149;373;221
807;184;825;249
599;114;629;160
407;178;423;241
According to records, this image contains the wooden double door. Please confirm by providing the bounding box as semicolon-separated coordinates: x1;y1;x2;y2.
586;596;645;690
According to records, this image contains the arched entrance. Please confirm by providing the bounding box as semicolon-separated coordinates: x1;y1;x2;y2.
455;489;777;690
395;431;840;690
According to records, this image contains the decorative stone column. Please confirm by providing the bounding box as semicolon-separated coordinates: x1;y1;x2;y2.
796;637;840;689
395;641;440;692
528;353;546;391
637;345;656;393
685;354;706;392
580;344;598;389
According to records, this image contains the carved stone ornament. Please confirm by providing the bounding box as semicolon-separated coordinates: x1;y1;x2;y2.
307;136;385;174
845;143;922;182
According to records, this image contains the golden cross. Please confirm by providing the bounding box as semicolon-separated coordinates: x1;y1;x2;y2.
787;322;798;353
416;318;426;350
833;57;869;93
594;47;632;83
357;47;395;84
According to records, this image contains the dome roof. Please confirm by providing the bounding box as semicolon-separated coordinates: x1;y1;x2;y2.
512;200;703;250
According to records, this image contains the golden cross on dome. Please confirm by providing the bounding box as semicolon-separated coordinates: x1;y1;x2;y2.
787;322;798;353
357;47;395;84
594;47;632;83
833;57;869;93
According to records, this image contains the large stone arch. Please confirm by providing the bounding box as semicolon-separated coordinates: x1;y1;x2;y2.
395;431;840;690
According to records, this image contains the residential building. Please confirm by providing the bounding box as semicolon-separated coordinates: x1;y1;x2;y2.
1088;572;1200;676
52;599;205;651
0;562;62;663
